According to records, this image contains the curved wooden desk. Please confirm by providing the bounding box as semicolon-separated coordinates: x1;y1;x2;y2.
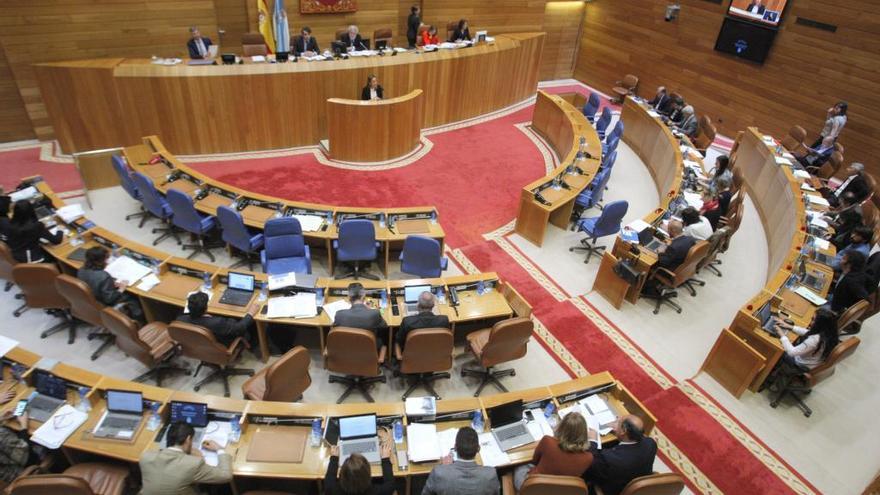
514;91;602;246
327;90;424;162
34;34;545;155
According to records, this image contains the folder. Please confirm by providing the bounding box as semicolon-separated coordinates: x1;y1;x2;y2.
246;426;308;463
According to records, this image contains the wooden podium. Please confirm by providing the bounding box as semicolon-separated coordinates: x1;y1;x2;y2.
326;89;424;162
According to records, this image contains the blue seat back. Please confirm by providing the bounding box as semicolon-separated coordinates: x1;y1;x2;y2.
604;135;621;156
337;219;377;261
217;206;254;252
607;120;625;143
582;92;600;122
264;217;306;259
400;235;443;277
592;200;629;236
167;189;207;233
595;107;613;136
131;172;170;219
601;150;618;172
112;155;140;201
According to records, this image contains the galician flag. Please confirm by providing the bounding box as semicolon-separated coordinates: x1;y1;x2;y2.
257;0;276;54
274;0;290;53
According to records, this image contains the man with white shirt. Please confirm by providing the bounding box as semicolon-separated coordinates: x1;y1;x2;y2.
680;207;713;241
187;27;214;59
583;415;657;495
140;422;233;495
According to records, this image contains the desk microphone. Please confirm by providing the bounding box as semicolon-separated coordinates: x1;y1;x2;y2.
533;191;551;206
448;287;460;317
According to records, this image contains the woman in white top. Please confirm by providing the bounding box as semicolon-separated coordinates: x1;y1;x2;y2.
813;101;847;149
773;308;840;372
680;206;713;241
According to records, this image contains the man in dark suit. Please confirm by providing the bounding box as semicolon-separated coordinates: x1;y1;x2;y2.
177;292;260;355
333;282;388;348
293;26;319;56
187;27;213;59
746;0;766;15
647;86;668;112
584;415;657;495
656;220;696;272
397;291;449;350
830;250;870;314
340;25;366;51
77;246;144;321
827;192;862;249
824;162;870;207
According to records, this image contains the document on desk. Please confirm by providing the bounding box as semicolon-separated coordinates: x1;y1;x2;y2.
801;182;816;192
810;216;829;229
528;409;553;437
322;299;351;322
647;109;661;118
793;286;827;306
438;427;459;456
199;421;231;467
0;335;18;358
793;169;812;180
477;432;510;467
31;405;89;449
775;156;793;166
805;194;830;207
135;273;161;292
105;256;152;285
581;395;610;415
9;186;37;202
407;423;442;462
291;214;324;232
626;219;652;233
55;204;85;223
812;237;831;251
683;191;704;209
266;293;318;319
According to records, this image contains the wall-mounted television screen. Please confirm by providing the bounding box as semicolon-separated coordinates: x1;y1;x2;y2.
726;0;788;27
714;17;778;64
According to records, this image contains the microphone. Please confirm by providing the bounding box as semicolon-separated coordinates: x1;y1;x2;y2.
448;287;460;317
533;191;551;206
359;41;368;51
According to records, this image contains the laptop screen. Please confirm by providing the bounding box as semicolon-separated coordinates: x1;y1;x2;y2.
169;401;208;428
637;228;655;246
339;414;377;439
106;390;143;413
34;371;67;400
487;399;524;428
755;302;772;326
228;272;255;291
404;285;431;303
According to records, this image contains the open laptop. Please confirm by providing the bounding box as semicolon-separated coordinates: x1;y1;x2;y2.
92;390;144;439
487;399;536;452
161;401;209;447
813;250;832;266
797;259;825;292
338;414;381;464
754;301;777;335
28;370;68;422
219;272;255;306
637;228;665;252
403;284;432;316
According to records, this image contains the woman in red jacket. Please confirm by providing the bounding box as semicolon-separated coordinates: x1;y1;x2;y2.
421;25;439;46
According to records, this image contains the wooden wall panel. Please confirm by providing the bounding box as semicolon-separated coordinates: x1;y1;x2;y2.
0;42;33;143
539;1;583;81
214;0;250;53
574;0;880;176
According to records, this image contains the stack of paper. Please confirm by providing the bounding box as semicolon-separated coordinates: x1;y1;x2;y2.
31;405;89;449
647;110;661;118
810;217;829;229
135;273;161;291
251;55;266;63
812;237;831;250
580;395;617;430
200;421;231;467
775;156;793;166
626;219;651;233
683;191;704;209
55;204;85;223
266;293;317;319
801;182;816;192
794;286;827;306
407;423;442;462
438;428;459;456
105;256;152;284
477;432;510;467
405;397;437;417
9;187;37;202
322;299;351;322
806;194;830;207
291;214;325;232
793;169;812;180
528;408;553;438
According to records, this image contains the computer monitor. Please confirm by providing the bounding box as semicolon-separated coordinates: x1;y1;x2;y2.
755;301;772;325
34;371;67;400
339;414;377;440
275;51;289;63
221;53;236;65
475;30;488;42
106;390;143;413
228;272;255;291
486;399;524;428
375;40;387;50
169;401;209;427
404;284;431;303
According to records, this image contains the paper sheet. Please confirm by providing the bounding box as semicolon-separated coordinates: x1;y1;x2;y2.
528;409;553;437
200;421;231;467
407;423;441;462
806;194;830;207
792;169;812;180
438;427;459;456
55;204;85;223
135;273;161;291
251;55;266;62
322;299;351;323
477;432;510;467
794;286;827;306
0;335;18;358
30;405;89;449
801;182;816;192
267;272;298;290
810;217;829;229
775;156;793;166
9;187;37;202
626;219;651;233
581;395;610;415
105;256;152;285
647;110;661;118
812;238;830;251
266;292;317;319
683;191;704;209
291;214;324;232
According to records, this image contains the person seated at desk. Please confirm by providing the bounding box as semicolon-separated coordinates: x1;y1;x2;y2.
187;26;213;60
423;427;500;495
398;291;449;351
827;192;862;250
700;155;732;194
361;75;384;101
177;291;261;356
660;95;684;120
421;25;440;46
701;177;732;230
821;162;869;208
139;422;232;495
0;192;11;242
647;86;669;112
583;415;657;495
681;207;713;241
512;411;594;490
0;391;41;485
324;433;394;495
78;246;144;321
830;226;872;272
450;19;471;42
746;0;766;15
799;141;835;170
294;26;320;56
672;105;698;139
656;220;696;272
333;282;388;348
6;200;63;263
829;250;870;314
768;308;839;389
341;25;366;51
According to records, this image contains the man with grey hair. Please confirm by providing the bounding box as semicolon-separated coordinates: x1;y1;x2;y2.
333;282;388;348
823;162;870;207
398;291;449;350
341;24;365;51
186;26;213;60
673;105;698;138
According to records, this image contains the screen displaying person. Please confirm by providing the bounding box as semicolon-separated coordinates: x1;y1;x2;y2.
746;0;766;15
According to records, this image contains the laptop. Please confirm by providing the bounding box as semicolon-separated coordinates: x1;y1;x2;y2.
67;247;87;262
637;228;665;252
797;259;825;292
403;284;432;316
338;414;381;464
28;371;68;422
754;301;777;335
162;401;209;447
92;390;144;439
813;251;832;266
487;399;536;452
219;272;255;306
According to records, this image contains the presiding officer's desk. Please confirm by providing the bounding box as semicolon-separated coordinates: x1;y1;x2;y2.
327;89;424;162
124;135;446;277
34;34;545;155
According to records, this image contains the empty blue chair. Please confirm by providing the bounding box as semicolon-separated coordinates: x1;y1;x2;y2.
603;134;621;156
111;155;147;225
167;188;217;262
570;200;629;263
218;206;264;271
605;120;625;144
582;92;600;123
261;217;311;275
334;219;380;280
595;107;613;140
131;172;179;246
574;166;613;214
600;150;618;172
399;235;448;278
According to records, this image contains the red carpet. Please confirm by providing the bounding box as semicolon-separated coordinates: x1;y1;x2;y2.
0;145;82;195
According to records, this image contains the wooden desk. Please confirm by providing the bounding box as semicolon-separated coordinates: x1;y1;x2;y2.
35;34;544;155
327;90;424;162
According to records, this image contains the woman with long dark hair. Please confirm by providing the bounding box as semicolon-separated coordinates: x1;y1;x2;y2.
771;307;840;382
6;200;62;263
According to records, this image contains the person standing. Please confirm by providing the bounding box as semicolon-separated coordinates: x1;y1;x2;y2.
812;101;847;150
406;5;422;49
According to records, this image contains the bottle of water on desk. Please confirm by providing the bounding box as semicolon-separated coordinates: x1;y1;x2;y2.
436;286;446;305
380;289;388;309
476;280;485;296
203;272;212;291
258;283;268;302
316;288;325;307
471;409;484;432
310;418;322;447
229;416;241;443
76;387;91;413
393;419;404;444
146;402;161;431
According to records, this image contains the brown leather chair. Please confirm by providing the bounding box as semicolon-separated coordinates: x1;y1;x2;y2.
11;264;79;342
861;201;879;230
335;28;348;41
55;274;114;360
394;328;453;400
781;125;808;157
642;240;710;314
461;317;533;396
9;462;130;495
836;299;869;335
242;345;311;401
324;327;387;403
731;167;745;193
616;472;686;495
99;307;189;386
373;27;392;47
242;32;268;57
611;74;639;103
445;21;457;41
770;337;860;417
0;241;17;292
692;115;716;155
167;321;253;397
505;473;588;495
696;227;729;277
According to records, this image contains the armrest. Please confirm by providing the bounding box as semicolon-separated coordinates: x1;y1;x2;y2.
378;345;387;364
440;257;448;270
501;472;515;495
652;267;677;286
227;336;248;356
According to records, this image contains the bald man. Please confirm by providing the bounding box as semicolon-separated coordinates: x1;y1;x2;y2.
656;220;696;272
397;291;449;351
584;415;657;495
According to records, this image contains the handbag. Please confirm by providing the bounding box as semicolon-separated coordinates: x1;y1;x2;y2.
613;258;641;286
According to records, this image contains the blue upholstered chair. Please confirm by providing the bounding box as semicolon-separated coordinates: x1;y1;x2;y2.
261;217;312;275
595;107;613;141
570;200;629;263
582;92;600;124
399;235;448;278
600;150;618;173
131;172;180;246
603;134;621;156
217;206;264;271
333;219;380;280
111;155;147;225
167;189;218;262
605;120;625;144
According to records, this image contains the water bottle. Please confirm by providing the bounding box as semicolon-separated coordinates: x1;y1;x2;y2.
229;416;241;443
430;211;437;224
775;143;783;156
471;409;483;432
310;418;322;447
71;230;83;247
202;272;212;290
325;211;333;226
476;280;485;296
76;387;91;413
379;214;386;229
435;286;446;305
544;402;558;429
258;283;268;302
151;259;160;276
273;209;283;219
316;288;325;307
379;289;388;309
11;364;25;385
146;401;161;431
393;419;404;444
111;243;121;261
